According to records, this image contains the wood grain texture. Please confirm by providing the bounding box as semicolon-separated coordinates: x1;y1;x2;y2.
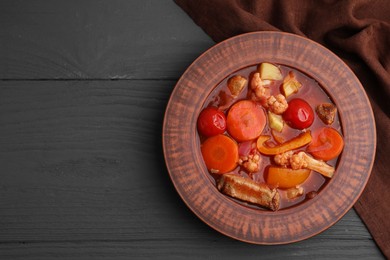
0;0;384;259
0;80;382;259
0;0;214;80
0;80;175;241
0;234;382;260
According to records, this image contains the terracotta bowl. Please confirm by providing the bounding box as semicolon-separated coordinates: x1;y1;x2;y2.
162;32;376;244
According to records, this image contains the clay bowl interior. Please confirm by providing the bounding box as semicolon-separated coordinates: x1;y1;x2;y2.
162;32;376;244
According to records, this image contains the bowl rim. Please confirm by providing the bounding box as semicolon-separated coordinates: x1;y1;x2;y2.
162;31;376;244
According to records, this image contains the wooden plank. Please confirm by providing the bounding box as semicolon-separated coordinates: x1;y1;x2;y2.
0;0;384;258
0;79;175;240
0;0;214;80
0;237;384;260
0;80;384;259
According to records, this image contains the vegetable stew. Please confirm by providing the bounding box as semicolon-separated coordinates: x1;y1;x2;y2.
197;62;344;210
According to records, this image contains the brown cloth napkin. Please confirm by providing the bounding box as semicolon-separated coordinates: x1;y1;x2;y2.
175;0;390;257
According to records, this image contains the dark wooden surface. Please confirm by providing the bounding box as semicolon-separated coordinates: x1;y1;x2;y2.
0;1;384;259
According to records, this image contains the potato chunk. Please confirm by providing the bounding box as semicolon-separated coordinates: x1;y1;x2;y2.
259;63;283;80
282;71;302;98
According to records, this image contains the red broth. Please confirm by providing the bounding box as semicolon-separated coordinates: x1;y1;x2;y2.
197;63;343;210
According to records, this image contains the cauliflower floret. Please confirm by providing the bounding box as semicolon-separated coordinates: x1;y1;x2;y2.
274;151;293;167
290;152;308;170
267;94;288;114
274;151;335;178
250;73;270;102
250;72;262;90
295;151;335;178
255;86;268;98
239;153;261;173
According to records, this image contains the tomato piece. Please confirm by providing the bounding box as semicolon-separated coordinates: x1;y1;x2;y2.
227;100;266;142
266;167;311;189
283;98;314;129
197;107;226;137
201;134;239;174
307;127;344;161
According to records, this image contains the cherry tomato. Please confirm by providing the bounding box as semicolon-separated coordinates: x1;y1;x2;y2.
197;107;227;137
283;98;314;129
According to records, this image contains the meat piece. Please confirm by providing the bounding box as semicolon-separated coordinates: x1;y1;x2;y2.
217;173;280;211
306;191;318;199
267;94;288;114
316;103;337;125
227;75;247;98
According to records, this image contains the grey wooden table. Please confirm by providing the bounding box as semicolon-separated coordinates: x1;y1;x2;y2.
0;1;385;259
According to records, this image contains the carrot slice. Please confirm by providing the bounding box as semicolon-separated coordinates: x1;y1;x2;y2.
201;134;239;174
266;167;311;189
307;127;344;161
227;100;266;142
